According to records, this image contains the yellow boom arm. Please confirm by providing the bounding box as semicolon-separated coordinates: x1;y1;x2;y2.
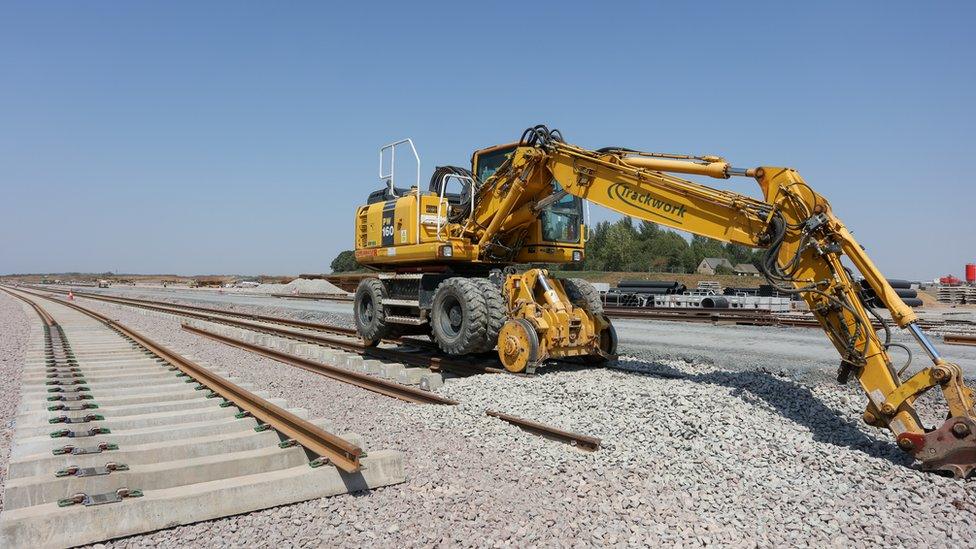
469;126;976;477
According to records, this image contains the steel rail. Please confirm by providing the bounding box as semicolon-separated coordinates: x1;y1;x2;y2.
605;306;966;332
945;334;976;347
603;306;881;329
605;306;812;324
36;287;362;336
183;322;458;405
0;287;58;326
185;321;598;451
13;287;364;473
485;410;601;452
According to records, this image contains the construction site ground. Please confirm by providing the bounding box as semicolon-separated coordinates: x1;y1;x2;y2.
2;286;975;547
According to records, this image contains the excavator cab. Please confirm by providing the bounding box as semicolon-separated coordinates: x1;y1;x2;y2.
472;143;517;182
472;143;587;263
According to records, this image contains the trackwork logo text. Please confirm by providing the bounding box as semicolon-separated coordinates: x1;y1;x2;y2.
607;182;686;224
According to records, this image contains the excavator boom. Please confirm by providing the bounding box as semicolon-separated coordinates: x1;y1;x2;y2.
467;126;976;477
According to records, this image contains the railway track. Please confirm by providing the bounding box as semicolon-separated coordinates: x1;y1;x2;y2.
32;287;506;376
603;305;974;333
183;322;459;405
44;285;976;335
0;287;403;548
19;287;603;455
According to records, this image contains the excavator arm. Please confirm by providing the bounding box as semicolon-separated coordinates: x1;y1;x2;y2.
468;126;976;477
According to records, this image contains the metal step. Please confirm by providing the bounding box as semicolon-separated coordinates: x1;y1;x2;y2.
378;273;423;280
385;315;427;326
382;298;420;308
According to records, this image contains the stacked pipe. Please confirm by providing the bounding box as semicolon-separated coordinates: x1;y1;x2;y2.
859;279;923;308
615;280;687;296
604;280;686;308
700;296;730;309
724;285;803;301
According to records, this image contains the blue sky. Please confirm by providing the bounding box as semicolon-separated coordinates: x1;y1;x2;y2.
1;2;973;280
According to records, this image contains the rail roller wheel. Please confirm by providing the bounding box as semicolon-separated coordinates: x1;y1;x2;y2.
600;322;618;356
497;318;540;373
581;319;618;365
596;321;618;358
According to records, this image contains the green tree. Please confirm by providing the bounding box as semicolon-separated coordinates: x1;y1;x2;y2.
715;264;734;275
582;220;611;270
724;243;757;267
638;220;660;240
581;215;766;274
601;218;643;271
643;230;689;273
330;250;361;273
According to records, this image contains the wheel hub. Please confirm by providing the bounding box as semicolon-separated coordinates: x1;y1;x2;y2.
448;305;462;329
497;319;540;373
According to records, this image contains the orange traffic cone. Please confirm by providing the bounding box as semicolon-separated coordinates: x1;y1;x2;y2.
67;291;74;301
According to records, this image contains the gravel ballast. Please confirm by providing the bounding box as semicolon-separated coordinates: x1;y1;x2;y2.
2;292;975;547
0;293;30;513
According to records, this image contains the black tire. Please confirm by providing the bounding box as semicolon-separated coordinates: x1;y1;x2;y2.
431;278;489;355
581;322;618;365
601;323;618;356
473;278;506;352
354;278;394;345
561;278;604;316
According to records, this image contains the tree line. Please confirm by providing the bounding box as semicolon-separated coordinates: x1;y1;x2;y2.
568;218;763;274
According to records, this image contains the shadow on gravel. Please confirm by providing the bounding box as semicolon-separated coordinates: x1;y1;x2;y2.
574;360;913;469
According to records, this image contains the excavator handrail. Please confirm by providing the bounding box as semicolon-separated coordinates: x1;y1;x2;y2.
434;173;476;242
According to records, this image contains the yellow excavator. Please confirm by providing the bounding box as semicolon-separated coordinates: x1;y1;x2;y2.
353;125;976;477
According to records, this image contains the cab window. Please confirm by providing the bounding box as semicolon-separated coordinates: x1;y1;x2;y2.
474;146;516;182
540;184;582;243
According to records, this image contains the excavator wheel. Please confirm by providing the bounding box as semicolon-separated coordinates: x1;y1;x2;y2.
431;277;489;355
561;278;604;315
354;278;395;347
497;318;540;373
472;278;506;352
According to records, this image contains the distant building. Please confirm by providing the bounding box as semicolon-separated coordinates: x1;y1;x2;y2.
733;263;761;277
697;258;733;275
